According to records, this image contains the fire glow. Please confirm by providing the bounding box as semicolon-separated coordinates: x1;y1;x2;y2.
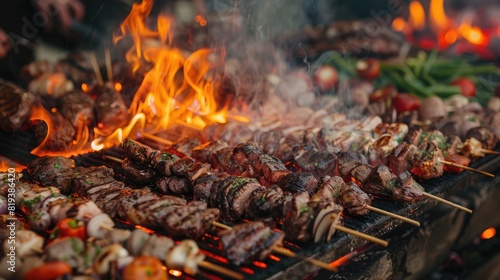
392;0;497;57
89;0;229;151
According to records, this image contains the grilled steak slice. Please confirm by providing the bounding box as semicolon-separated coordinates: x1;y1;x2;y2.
192;140;229;163
283;191;310;221
122;158;158;185
389;142;418;176
116;189;158;219
312;175;342;203
337;181;371;216
252;154;290;186
336;151;368;178
279;172;318;195
28;156;75;186
293;145;337;179
346;164;374;185
155;176;190;194
71;166;116;195
231;143;263;168
247;186;284;219
94;84;128;136
404;125;423;146
184;162;211;183
171;157;196;177
51;166;87;193
193;171;229;202
150;152;180;176
392;171;425;202
219;222;284;266
170;207;220;239
58;90;95;127
211;147;244;174
121;138;159;166
170;137;201;157
254;130;283;156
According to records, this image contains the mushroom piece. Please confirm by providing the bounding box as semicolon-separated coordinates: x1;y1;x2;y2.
87;213;115;239
93;243;129;275
166;240;205;276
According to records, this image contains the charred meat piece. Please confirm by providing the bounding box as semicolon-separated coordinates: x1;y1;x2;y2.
465;127;497;150
363;165;400;200
51;166;95;193
33;110;76;152
231;143;263;168
392;171;425;202
369;134;398;167
191;140;229;163
419;130;448;151
28;156;75;186
404;125;423;146
274;137;302;164
279;172;318;195
345;164;373;185
247;186;284;219
219;222;284;266
282;191;310;222
58;90;95;127
252;154;290;186
0;80;36;131
155;176;190;194
336;151;368;178
86;182;127;217
254;130;283;156
211;147;245;175
445;135;463;156
411;142;444;179
292;145;337;178
389;142;418;176
170;157;196;176
159;201;218;238
170;137;201;157
122;158;158;185
312;175;342;203
193;171;229;202
121;138;159;166
150;151;180;176
71;166;116;196
337;182;371;216
374;122;408;142
94;83;128;136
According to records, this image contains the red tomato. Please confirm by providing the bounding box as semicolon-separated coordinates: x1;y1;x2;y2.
313;65;338;91
443;154;471;173
356;58;380;80
123;256;168;280
451;77;476;97
393;93;420;113
23;262;72;280
50;218;86;240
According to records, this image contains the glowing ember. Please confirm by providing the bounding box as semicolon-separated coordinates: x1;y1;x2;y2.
480;227;496;240
114;82;122;92
329;251;358;267
135;225;155;234
169;269;182;277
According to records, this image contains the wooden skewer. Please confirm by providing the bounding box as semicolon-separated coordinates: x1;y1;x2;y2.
422;192;473;213
334;225;388;247
32;247;44;254
366;205;420;227
104;47;113;83
199;261;244;280
142;133;174;146
104;155;124;165
89;52;104;86
212;221;338;272
481;149;500;155
439;160;494;178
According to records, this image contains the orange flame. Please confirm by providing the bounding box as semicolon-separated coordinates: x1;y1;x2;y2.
0;159;25;172
409;1;425;30
91;0;229;151
429;0;448;32
30;105;90;157
458;18;487;46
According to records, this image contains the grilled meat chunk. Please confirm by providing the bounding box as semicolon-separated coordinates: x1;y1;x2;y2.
389;142;418;176
312;175;341;203
94;83;128;136
211;147;245;174
247;186;284;219
252;154;290;186
170;137;201;157
279;172;319;195
337;182;371;216
369;134;398;167
392;171;425;202
346;164;373;185
404;125;423;146
58;90;95;127
0;80;36;131
336;151;368;178
465;127;497;150
254;130;283;156
410;142;444;179
71;166;116;195
122;158;158;185
155;176;190;194
219;222;284;266
121;138;159;166
193;171;229;202
363;165;401;200
150;151;180;176
292;145;337;178
28;156;75;186
231;143;263;168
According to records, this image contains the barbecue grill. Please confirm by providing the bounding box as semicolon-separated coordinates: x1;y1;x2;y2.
1;0;500;279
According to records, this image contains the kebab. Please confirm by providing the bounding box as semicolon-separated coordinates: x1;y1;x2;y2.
23;157;337;268
119;138;414;230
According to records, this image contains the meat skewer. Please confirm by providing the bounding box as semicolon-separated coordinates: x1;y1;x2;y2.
135;136;419;226
117;139;397;240
24;158;338;272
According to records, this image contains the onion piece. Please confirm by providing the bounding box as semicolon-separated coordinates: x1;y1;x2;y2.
166;240;205;276
313;204;340;243
87;213;115;239
327;213;342;242
93;244;129;275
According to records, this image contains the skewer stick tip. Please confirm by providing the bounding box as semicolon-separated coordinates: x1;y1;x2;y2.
366;205;420;227
440;160;495;177
422;192;473;214
334;225;389;247
480;149;500;156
